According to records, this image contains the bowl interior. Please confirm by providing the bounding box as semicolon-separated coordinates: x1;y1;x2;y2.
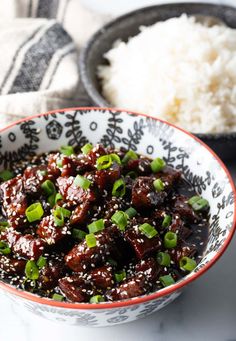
0;108;235;303
80;3;236;108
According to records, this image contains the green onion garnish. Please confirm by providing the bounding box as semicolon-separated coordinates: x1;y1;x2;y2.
41;179;55;196
53;206;71;227
164;231;177;249
96;154;121;170
162;215;172;228
122;150;138;164
0;221;9;233
111;211;128;231
72;228;87;240
125;207;137;219
25;203;44;223
159;274;175;287
25;260;39;280
88;219;105;234
179;257;197;272
55;193;63;203
188;195;209;211
85;233;97;248
81;143;93;155
153;178;165;192
107;258;118;267
112;178;126;197
0;241;11;255
139;223;158;239
60;145;74;156
57;159;63;168
156;252;171;266
74;175;91;190
48;193;56;208
151;158;166;173
0;170;14;182
89;295;105;304
96;155;112;170
115;270;126;283
52;293;64;301
126;171;137;179
37;256;47;269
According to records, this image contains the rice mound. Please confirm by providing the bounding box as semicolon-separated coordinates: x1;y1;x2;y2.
98;15;236;133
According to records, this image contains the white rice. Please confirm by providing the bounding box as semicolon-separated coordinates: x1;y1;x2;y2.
98;15;236;133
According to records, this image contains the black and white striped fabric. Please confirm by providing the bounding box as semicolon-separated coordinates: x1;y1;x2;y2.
0;0;108;127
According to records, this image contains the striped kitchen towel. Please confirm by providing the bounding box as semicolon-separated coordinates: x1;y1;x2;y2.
0;0;109;128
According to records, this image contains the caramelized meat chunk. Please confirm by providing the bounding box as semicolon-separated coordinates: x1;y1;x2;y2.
37;215;69;245
132;177;167;209
47;153;61;178
39;261;65;290
70;200;91;225
170;243;197;263
106;274;150;301
0;255;26;275
0;175;27;229
23;165;48;194
157;166;181;189
169;215;192;240
125;227;162;259
173;195;198;222
125;158;151;175
94;164;121;191
59;275;92;302
65;229;117;272
89;265;114;289
135;257;160;281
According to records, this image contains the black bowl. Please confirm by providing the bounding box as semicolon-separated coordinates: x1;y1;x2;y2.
79;2;236;161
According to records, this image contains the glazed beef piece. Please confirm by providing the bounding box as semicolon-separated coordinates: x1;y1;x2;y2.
47;153;61;178
65;228;117;272
106;273;150;301
132;176;167;209
94;164;121;191
0;255;26;275
0;175;27;229
1;229;44;259
59;275;93;303
135;257;161;281
169;215;192;240
39;261;65;290
124;226;162;259
37;215;70;245
124;158;151;176
23;165;49;194
170;243;197;263
157;166;181;189
173;195;198;222
89;265;114;289
57;176;96;205
69;200;92;225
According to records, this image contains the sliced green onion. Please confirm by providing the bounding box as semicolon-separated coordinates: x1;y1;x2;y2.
115;270;126;283
74;175;91;190
38;170;47;177
25;203;44;223
0;170;14;182
60;145;74;156
96;155;112;170
37;256;47;269
110;153;121;165
55;193;63;203
122;150;138;164
107;258;118;267
57;159;63;168
153;178;165;192
90;295;105;304
88;219;105;234
164;231;177;249
162;215;172;228
112;178;126;197
157;252;171;267
159;274;175;287
85;233;97;248
179;257;197;272
188;195;209;211
53;206;71;227
125;207;137;219
52;293;64;301
25;260;39;280
111;211;128;231
81;143;93;155
72;228;87;240
0;241;11;255
48;193;56;208
139;223;158;239
0;221;9;233
126;171;137;179
41;179;55;196
151;158;166;173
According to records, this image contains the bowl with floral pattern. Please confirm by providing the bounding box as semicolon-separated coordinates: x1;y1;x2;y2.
0;107;235;327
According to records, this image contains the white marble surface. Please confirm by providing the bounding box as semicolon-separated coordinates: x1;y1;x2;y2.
1;1;236;340
0;164;235;341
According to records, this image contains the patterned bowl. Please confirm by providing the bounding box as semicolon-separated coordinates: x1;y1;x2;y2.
0;107;235;327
